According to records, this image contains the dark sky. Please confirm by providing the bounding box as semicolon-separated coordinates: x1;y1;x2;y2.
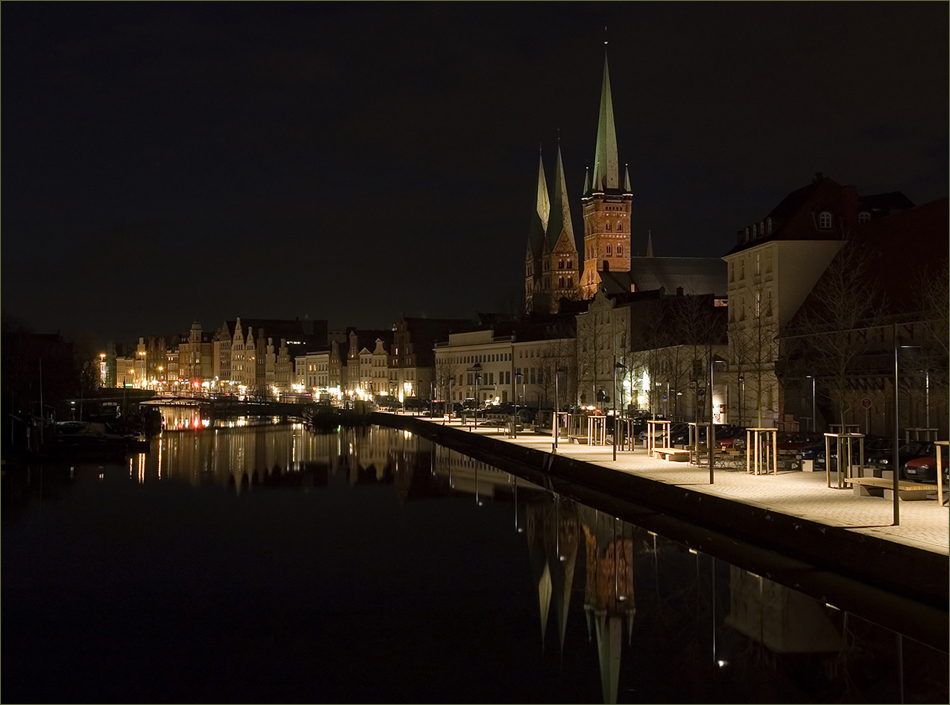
3;2;947;345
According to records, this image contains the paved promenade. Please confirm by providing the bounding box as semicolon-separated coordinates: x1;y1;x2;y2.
407;414;949;555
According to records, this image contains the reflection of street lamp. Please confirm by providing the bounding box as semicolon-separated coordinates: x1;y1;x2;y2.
470;362;482;429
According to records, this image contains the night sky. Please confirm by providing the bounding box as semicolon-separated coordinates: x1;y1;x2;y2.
3;2;947;346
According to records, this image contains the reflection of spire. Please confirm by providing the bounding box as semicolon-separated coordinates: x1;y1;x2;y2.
546;496;579;655
582;509;636;705
526;502;553;654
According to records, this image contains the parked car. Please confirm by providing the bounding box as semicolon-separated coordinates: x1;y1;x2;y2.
776;432;823;452
901;443;948;484
866;439;935;473
715;425;747;449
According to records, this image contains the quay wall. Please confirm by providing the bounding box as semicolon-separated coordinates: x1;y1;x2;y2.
370;412;948;649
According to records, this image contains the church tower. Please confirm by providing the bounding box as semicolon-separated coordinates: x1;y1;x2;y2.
540;143;580;312
580;54;633;298
525;151;550;313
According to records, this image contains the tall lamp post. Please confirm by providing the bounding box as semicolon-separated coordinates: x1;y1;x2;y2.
553;368;562;452
893;334;921;526
614;359;626;460
470;362;482;430
514;371;523;439
806;375;817;433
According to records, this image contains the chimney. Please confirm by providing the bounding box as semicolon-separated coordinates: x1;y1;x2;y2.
676;286;684;296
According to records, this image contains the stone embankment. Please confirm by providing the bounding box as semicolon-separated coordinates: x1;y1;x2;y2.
371;412;949;651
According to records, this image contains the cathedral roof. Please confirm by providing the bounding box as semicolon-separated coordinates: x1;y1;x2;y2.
599;257;728;297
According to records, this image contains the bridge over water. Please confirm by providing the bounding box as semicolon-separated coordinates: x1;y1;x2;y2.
144;394;309;419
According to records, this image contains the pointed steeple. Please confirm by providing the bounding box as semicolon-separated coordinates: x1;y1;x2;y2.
583;166;590;196
623;163;632;193
527;150;550;259
536;150;550;232
646;230;654;257
590;54;619;193
546;143;574;251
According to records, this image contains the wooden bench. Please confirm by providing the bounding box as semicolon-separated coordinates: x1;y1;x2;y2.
653;447;689;462
850;476;937;501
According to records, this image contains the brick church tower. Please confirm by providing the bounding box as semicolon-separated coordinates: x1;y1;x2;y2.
580;54;633;298
525;144;580;314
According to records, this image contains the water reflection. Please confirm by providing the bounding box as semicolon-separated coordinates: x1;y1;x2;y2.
2;421;946;704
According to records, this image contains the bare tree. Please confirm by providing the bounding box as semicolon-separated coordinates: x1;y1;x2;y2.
783;240;885;430
433;357;463;410
909;261;949;429
576;298;614;407
674;295;725;423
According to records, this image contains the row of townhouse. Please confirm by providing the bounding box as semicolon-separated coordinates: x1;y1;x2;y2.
109;317;329;397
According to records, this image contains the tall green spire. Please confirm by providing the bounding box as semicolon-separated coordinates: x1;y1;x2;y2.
527;150;550;258
623;163;632;193
590;55;619;193
546;143;574;251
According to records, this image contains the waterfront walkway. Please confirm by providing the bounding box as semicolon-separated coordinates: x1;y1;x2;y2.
402;414;949;556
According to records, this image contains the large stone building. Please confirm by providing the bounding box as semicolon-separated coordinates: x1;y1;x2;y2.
580;56;633;299
722;174;917;429
525;54;633;313
778;195;948;436
434;315;577;409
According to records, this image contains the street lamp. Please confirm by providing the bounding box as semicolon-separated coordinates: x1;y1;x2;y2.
470;362;482;429
614;359;626;459
515;372;523;438
553;368;562;451
893;335;921;526
805;375;817;433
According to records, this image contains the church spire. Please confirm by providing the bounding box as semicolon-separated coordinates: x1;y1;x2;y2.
590;53;619;193
536;149;551;232
646;230;654;258
527;150;550;259
623;163;632;193
546;142;574;250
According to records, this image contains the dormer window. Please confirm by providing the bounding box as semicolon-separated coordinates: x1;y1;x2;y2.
745;227;750;241
819;211;832;229
858;211;871;223
767;217;772;234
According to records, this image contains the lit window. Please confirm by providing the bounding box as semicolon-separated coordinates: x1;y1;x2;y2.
819;211;832;229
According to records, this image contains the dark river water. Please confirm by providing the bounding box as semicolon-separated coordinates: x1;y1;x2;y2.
3;412;947;703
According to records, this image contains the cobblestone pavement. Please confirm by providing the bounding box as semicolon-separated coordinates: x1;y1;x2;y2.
418;416;949;555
